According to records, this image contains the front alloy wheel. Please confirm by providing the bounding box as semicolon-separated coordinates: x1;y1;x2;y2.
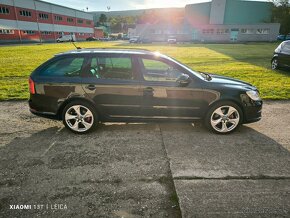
206;103;242;134
271;58;279;70
63;103;97;133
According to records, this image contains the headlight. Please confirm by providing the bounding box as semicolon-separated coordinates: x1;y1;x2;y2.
246;90;261;101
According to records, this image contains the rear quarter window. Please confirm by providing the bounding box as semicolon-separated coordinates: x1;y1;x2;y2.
40;57;85;77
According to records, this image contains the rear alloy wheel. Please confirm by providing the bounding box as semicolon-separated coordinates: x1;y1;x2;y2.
205;102;242;134
63;102;98;133
271;58;279;70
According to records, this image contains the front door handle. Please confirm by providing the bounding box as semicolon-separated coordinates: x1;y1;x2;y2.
85;84;96;91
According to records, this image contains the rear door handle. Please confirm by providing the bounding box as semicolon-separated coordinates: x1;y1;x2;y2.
85;84;96;91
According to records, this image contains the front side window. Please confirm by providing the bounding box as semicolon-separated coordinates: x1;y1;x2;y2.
87;57;133;80
41;57;85;77
140;58;183;82
281;42;290;55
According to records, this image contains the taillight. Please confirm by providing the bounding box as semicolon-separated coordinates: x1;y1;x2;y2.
29;77;35;94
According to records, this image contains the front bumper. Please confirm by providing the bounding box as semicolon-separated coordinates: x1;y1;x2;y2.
242;100;262;124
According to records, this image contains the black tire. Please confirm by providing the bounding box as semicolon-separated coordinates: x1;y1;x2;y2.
271;58;279;70
204;101;243;134
62;101;98;134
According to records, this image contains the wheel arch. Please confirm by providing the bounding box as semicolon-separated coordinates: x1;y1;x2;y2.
56;97;98;120
271;54;279;62
207;98;245;121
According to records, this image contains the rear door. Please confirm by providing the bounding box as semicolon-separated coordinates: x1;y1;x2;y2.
81;54;142;118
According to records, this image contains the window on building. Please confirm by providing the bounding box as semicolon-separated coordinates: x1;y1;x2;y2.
0;7;10;14
256;28;270;34
77;19;83;24
54;15;63;21
202;29;214;34
241;28;255;34
39;13;48;20
87;57;133;80
23;30;35;35
67;17;74;23
86;20;91;25
19;10;32;17
0;29;14;34
41;31;52;35
79;33;85;36
154;30;162;34
216;29;229;35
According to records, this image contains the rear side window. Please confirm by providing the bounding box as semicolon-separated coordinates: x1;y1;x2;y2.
88;57;133;80
41;57;85;77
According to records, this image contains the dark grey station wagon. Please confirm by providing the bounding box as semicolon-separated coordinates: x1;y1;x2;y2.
29;49;262;134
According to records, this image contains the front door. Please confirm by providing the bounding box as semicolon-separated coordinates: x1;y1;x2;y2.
82;55;142;118
137;56;205;119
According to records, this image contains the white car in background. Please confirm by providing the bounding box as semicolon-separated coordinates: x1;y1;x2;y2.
167;37;177;44
56;34;76;42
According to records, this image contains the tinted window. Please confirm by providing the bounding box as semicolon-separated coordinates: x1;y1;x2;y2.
281;42;290;55
88;57;133;80
140;58;183;82
41;57;84;77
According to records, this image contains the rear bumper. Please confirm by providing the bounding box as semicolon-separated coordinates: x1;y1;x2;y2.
29;100;59;120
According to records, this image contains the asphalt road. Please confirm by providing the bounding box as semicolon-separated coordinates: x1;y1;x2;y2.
0;101;289;218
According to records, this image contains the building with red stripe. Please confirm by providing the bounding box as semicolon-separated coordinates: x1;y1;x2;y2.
0;0;96;43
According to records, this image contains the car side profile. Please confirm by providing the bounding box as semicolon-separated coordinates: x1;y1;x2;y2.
29;49;262;134
271;40;290;70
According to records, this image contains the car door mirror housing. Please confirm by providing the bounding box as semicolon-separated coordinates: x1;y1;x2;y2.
176;74;191;86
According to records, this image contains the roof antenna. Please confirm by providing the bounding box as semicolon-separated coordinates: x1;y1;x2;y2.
71;35;81;49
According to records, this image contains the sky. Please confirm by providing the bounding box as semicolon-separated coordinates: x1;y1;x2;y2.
41;0;268;12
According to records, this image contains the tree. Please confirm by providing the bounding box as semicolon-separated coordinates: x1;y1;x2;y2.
271;0;290;34
99;14;107;25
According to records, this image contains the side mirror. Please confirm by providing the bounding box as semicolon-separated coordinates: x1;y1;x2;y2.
176;74;191;86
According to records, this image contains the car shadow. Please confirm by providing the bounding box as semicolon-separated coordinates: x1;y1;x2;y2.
1;122;289;170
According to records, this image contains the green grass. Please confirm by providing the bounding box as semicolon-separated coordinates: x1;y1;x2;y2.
0;41;289;100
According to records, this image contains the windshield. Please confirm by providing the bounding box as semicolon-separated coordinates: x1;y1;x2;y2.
161;55;205;80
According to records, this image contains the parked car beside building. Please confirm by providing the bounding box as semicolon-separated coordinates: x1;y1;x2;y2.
86;37;97;41
167;36;177;44
277;34;290;41
271;40;290;70
129;36;141;43
56;34;76;42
